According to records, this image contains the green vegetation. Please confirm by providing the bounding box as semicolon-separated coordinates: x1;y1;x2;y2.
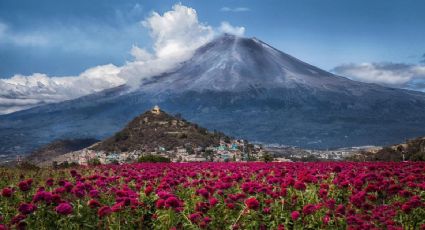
261;152;274;162
87;157;101;166
348;137;425;161
137;154;171;163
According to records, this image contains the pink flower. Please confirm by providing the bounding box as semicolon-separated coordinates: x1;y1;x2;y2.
18;203;37;215
1;188;12;197
11;214;26;225
32;191;53;204
294;181;306;191
323;215;330;225
88;199;101;209
165;196;182;209
55;203;73;215
291;211;300;221
209;197;218;206
98;206;112;218
144;186;154;196
111;202;125;212
18;180;31;192
45;178;54;187
196;188;210;199
245;197;260;210
189;213;201;223
89;189;99;198
336;204;346;216
303;204;317;215
156;199;165;209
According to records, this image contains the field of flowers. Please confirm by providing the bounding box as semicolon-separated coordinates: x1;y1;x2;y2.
0;162;424;229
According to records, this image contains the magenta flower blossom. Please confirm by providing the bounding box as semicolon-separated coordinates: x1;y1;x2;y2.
1;188;13;197
45;178;54;187
98;206;112;218
294;181;306;191
245;197;260;210
291;211;300;221
55;203;73;215
88;199;101;209
18;203;37;215
209;197;218;206
18;180;31;192
302;204;317;215
165;196;182;209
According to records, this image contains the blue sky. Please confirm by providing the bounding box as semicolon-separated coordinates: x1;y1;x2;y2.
0;0;425;114
1;0;424;76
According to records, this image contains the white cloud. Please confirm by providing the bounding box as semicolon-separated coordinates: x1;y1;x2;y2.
0;65;126;114
220;7;251;12
0;4;246;114
219;21;245;36
142;4;214;59
130;45;153;61
332;62;425;91
120;3;217;87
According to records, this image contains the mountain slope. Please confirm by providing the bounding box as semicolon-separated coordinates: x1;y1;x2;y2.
92;106;228;152
1;34;425;155
25;138;99;165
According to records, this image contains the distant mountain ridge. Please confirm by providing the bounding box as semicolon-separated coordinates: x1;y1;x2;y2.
1;34;425;155
25;138;99;165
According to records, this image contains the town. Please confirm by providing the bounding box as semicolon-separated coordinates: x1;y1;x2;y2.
43;139;268;166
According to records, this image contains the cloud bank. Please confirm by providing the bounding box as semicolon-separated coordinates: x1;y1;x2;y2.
0;4;245;114
332;62;425;91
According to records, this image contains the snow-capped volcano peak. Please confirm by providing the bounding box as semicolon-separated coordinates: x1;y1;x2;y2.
139;34;350;93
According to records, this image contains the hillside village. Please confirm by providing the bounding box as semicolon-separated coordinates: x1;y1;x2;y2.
23;105;406;167
31;106;267;167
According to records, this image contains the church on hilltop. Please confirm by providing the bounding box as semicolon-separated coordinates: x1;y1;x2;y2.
151;105;161;115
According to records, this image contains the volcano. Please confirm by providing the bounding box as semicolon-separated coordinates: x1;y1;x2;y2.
2;34;425;155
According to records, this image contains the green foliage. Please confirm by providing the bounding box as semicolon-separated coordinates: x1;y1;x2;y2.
185;146;194;155
87;157;101;166
52;161;79;169
114;131;128;141
138;154;171;163
261;152;274;162
16;161;40;170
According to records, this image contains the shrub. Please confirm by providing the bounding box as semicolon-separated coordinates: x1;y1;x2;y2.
88;157;101;166
138;154;171;163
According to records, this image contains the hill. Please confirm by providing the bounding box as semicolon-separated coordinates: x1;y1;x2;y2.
91;106;229;153
348;137;425;161
24;138;99;165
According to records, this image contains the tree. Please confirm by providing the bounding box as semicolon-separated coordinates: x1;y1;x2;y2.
114;132;128;141
261;152;274;162
186;146;194;155
88;157;101;166
138;155;171;163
